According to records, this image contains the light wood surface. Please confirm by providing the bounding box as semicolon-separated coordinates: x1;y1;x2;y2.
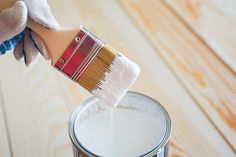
206;0;236;25
0;0;235;157
119;0;236;150
163;0;236;73
0;84;11;157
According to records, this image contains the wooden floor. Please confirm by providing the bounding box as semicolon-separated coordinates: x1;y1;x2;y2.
0;0;235;157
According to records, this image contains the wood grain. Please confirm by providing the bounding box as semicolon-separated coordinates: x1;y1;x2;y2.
205;0;236;25
0;0;235;156
0;54;73;157
163;0;236;73
48;0;235;156
119;0;236;151
0;82;11;157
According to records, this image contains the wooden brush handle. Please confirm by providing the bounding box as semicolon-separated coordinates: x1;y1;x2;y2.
0;0;15;11
27;19;80;64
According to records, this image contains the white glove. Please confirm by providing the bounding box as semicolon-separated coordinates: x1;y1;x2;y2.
0;1;27;44
0;0;59;66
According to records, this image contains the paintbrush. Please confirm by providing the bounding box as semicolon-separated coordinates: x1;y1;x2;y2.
1;2;140;107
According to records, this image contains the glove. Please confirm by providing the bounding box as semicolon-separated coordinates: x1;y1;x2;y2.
0;1;27;44
0;1;27;53
0;0;60;66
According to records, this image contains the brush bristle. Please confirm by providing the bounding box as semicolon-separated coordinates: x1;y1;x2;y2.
78;45;140;107
78;45;116;91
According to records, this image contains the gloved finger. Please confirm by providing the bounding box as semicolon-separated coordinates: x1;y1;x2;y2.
21;0;59;29
23;28;40;66
13;40;24;62
0;1;27;43
30;30;50;60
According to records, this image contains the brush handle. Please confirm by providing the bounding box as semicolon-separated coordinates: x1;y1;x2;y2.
27;19;79;64
0;0;15;11
28;20;106;82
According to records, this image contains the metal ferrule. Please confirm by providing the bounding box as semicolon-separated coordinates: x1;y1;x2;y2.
54;26;104;82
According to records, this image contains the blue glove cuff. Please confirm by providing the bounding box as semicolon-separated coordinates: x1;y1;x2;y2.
0;31;25;55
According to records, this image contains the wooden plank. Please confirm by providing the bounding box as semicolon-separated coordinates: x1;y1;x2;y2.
48;0;235;156
0;83;11;157
0;0;235;156
163;0;236;73
0;54;74;157
205;0;236;25
119;0;236;151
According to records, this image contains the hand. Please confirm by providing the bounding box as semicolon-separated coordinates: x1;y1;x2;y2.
0;1;27;53
0;0;60;66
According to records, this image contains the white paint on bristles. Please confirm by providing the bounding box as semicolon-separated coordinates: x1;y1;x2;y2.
92;54;140;107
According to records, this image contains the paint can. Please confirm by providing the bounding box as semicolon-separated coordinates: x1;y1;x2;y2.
69;91;171;157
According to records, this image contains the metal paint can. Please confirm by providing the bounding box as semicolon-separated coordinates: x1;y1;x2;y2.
69;91;171;157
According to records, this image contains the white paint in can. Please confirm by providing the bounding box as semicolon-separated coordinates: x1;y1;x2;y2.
69;91;171;157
